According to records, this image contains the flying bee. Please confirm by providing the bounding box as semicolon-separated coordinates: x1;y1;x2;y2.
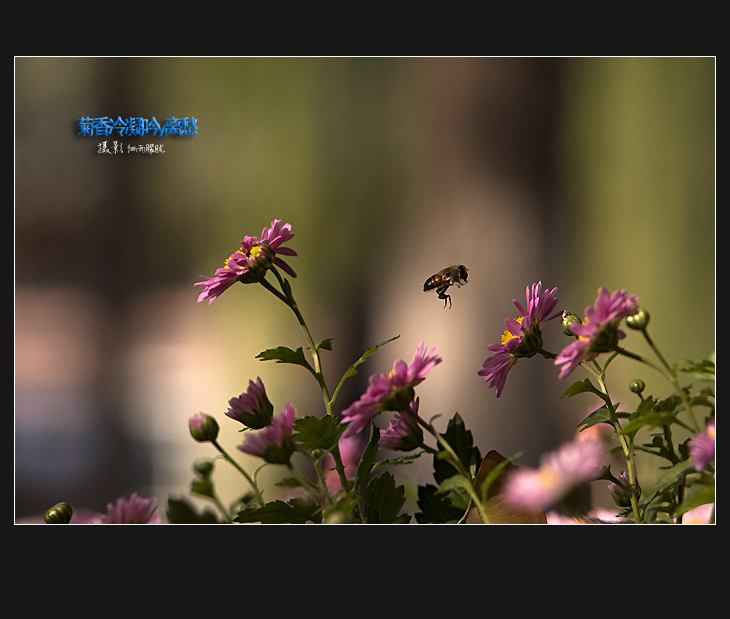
423;265;469;308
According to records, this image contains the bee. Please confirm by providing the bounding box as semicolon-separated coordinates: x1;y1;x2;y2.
423;265;469;308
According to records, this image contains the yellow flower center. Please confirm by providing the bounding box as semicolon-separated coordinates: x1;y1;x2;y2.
249;245;263;259
501;317;524;345
537;467;560;490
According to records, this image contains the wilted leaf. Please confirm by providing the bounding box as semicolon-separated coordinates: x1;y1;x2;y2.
463;450;547;524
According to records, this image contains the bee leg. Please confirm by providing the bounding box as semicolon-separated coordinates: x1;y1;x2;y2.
436;287;452;308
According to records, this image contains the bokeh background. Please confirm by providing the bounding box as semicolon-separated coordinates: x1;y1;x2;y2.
15;57;715;522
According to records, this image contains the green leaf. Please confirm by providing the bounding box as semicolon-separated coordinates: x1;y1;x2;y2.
562;378;604;399
190;478;216;499
330;336;400;406
678;355;715;381
293;415;345;451
360;471;409;524
234;498;321;524
676;485;715;517
654;459;696;491
622;410;676;436
315;338;334;352
578;404;619;432
415;484;464;523
166;497;221;524
256;346;315;376
433;412;481;484
354;424;381;498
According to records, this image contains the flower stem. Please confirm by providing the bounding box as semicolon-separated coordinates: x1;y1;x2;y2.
211;439;265;507
261;268;351;494
639;330;699;432
583;361;642;523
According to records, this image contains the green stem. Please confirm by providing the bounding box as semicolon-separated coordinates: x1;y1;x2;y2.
582;361;642;523
265;269;333;413
261;268;351;494
211;439;265;507
640;330;699;432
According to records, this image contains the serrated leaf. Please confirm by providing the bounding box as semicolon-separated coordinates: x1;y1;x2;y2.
293;415;345;451
562;378;603;399
166;497;221;524
578;403;629;433
315;338;334;351
360;471;408;524
654;459;696;490
354;424;380;498
234;498;320;524
676;485;715;518
415;484;464;523
622;410;676;435
256;346;315;376
678;356;715;381
190;478;216;499
433;412;481;484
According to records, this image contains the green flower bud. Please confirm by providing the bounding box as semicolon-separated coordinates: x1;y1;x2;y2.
44;502;73;524
629;379;646;395
561;311;582;336
189;413;220;443
626;307;650;331
193;458;215;477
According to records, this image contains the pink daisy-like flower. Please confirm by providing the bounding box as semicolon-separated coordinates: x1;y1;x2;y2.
380;398;424;451
226;377;274;429
322;433;366;494
503;437;605;512
555;287;638;379
102;493;163;524
478;282;560;397
238;403;296;465
689;418;715;471
341;343;441;438
194;219;297;304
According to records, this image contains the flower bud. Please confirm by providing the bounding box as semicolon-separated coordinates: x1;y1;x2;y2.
608;471;638;509
626;306;650;331
189;412;220;443
44;501;73;524
193;458;215;477
561;311;582;336
226;378;274;429
629;379;646;395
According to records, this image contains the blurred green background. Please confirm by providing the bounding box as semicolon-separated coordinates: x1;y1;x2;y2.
15;57;714;521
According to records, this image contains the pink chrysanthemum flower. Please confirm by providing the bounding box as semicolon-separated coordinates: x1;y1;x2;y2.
555;287;638;379
689;418;715;471
380;398;424;451
478;282;560;397
194;219;297;304
341;343;441;438
238;403;296;465
503;437;605;512
322;434;366;494
226;377;274;429
102;493;163;524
